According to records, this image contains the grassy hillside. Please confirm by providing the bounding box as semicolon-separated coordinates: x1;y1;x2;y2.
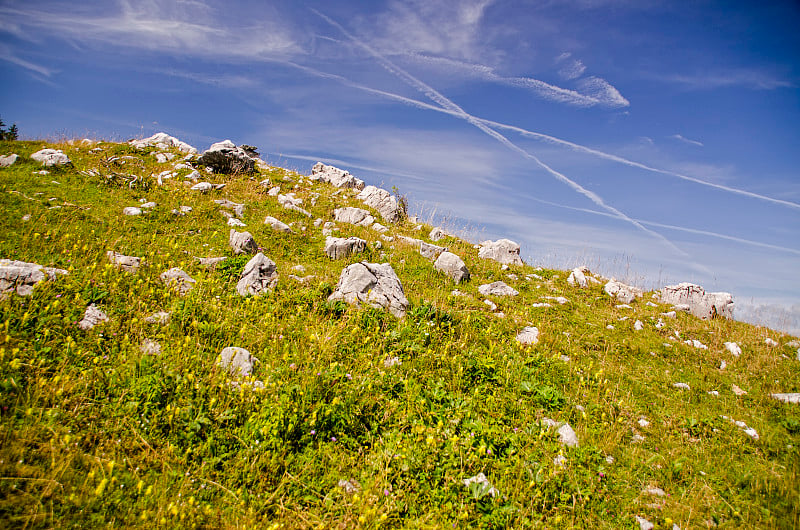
0;138;798;529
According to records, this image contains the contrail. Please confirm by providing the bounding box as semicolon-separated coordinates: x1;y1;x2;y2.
311;8;685;255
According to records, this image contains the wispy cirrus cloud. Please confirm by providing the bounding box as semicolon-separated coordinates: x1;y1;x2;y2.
655;69;793;90
670;134;703;147
0;43;53;77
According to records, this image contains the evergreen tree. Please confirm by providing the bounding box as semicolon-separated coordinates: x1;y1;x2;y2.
0;116;19;140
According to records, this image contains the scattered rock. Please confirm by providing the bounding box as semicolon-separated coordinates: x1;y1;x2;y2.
684;339;707;349
144;311;170;325
531;302;552;308
122;207;142;216
328;262;409;318
661;311;677;319
324;236;367;259
567;267;589;287
515;326;540;345
723;416;758;440
633;320;644;331
644;487;665;497
732;384;747;396
229;229;258;254
154;152;175;163
214;199;245;218
31;148;72;166
0;259;68;297
337;479;361;495
140;201;156;209
217;347;258;378
264;216;293;233
130;132;197;154
236;253;278;296
724;341;742;357
673;382;691;390
160;268;196;296
78;304;108;330
227;218;246;227
660;282;734;319
541;418;579;447
196;256;227;268
638;418;650;428
478;281;519;297
0;154;19;167
770;393;800;404
429;227;450;242
197;140;256;174
140;339;161;355
604;279;642;304
764;337;778;347
357;185;402;223
191;182;213;192
277;193;311;217
544;296;569;305
477;239;524;266
106;251;141;273
310;162;365;190
398;236;446;259
484;299;498;311
433;251;470;284
635;516;655;530
462;473;499;498
371;222;389;233
333;207;374;226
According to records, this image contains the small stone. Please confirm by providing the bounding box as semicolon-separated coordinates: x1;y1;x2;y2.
78;304;108;330
764;337;778;347
337;479;361;495
140;339;161;355
635;516;655;530
106;251;141;273
31;148;72;166
484;299;497;311
217;347;258;378
123;207;142;216
634;320;644;331
515;326;539;345
144;311;170;325
160;268;196;296
477;239;524;266
732;384;747;396
644;487;665;497
478;281;518;297
638;418;650;428
227;218;246;227
195;256;227;268
567;267;588;287
328;262;409;317
264;216;293;233
236;253;278;296
229;229;258;254
0;154;19;167
673;382;690;390
770;393;800;404
661;311;677;318
433;251;470;284
190;182;214;192
324;236;367;259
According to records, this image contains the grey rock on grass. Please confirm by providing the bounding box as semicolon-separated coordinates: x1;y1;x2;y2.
541;418;579;447
196;256;227;268
310;162;365;190
771;393;800;404
604;279;642;304
122;206;142;216
660;282;734;320
31;148;71;166
324;236;367;259
106;251;141;273
236;253;278;296
0;259;68;297
264;216;293;233
0;154;19;167
398;236;446;259
198;140;256;174
144;311;171;325
515;326;540;345
229;229;258;254
478;281;519;297
218;347;258;378
160;268;196;296
78;304;108;330
477;239;524;266
214;199;245;218
357;185;402;223
433;251;470;284
130;132;197;154
567;267;589;287
329;262;409;317
333;207;374;227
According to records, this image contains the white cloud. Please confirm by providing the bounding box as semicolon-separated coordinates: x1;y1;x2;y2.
656;69;793;90
0;42;53;77
557;57;586;80
670;134;703;147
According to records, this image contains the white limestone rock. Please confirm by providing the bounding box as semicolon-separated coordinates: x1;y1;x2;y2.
130;132;197;154
195;256;227;269
771;393;800;404
429;227;450;242
515;326;540;345
478;281;519;297
433;251;470;284
310;162;365;190
106;251;141;273
634;320;644;331
477;239;524;266
197;140;257;174
31;149;71;166
398;236;446;259
160;268;196;296
0;154;19;167
144;311;171;325
227;218;246;227
673;382;691;390
462;473;499;498
604;279;642;304
567;267;589;288
191;182;214;192
541;418;579;447
214;199;245;218
264;216;293;233
764;337;778;347
122;206;142;216
277;193;312;217
229;229;258;255
333;207;374;227
357;185;402;223
78;304;108;330
324;236;367;259
0;259;67;297
236;253;278;296
217;347;258;378
328;262;409;318
660;282;734;319
724;341;742;357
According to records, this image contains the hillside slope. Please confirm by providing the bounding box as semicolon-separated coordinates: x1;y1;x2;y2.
0;137;798;529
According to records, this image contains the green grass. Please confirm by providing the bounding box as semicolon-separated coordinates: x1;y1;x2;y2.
0;138;798;529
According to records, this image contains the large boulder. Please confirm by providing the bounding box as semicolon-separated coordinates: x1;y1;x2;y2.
478;281;519;297
310;162;365;190
478;239;524;266
197;140;257;174
604;279;642;304
236;253;278;296
229;229;258;254
129;132;197;154
328;262;409;317
30;149;71;167
433;251;470;283
160;268;196;296
660;282;733;319
324;236;367;259
0;259;67;297
0;154;19;167
333;207;374;227
356;185;403;223
567;267;588;288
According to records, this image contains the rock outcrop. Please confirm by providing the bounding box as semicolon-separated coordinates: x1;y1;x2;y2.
130;132;197;154
310;162;365;190
567;267;588;288
236;253;278;296
660;283;734;319
357;185;403;223
0;154;19;167
478;239;524;266
478;281;519;297
160;268;196;296
333;207;374;227
324;236;367;259
264;216;293;233
197;140;257;174
604;280;642;304
433;251;470;284
329;262;409;317
31;149;71;167
229;229;258;254
0;259;68;297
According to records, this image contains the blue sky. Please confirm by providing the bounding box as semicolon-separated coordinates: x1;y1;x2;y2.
2;0;799;333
